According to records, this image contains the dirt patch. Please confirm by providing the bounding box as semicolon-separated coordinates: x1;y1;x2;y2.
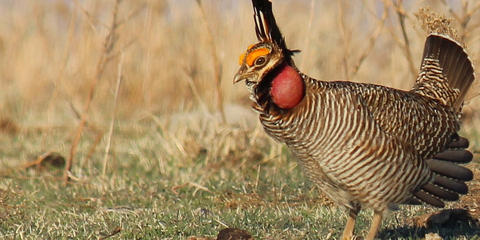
188;228;253;240
414;208;478;228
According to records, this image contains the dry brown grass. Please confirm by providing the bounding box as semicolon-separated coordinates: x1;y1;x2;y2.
0;1;476;121
0;0;480;123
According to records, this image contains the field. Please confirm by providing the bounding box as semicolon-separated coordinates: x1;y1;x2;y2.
1;0;480;239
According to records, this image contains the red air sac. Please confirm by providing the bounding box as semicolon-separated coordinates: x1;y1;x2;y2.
270;65;305;109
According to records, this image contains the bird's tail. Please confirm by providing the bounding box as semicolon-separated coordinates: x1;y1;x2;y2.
410;135;473;207
412;34;475;111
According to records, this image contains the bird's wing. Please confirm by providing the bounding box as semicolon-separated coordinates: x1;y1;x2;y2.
316;87;433;208
350;83;459;160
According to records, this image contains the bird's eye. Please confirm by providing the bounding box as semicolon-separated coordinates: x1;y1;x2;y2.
255;56;266;66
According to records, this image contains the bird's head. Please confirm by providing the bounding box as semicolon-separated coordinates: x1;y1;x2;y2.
234;41;284;87
233;0;304;110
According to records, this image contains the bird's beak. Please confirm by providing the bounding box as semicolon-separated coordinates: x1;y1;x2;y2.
233;66;247;84
234;64;258;84
233;72;245;84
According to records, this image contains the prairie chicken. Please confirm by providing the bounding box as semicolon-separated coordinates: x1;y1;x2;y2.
234;0;475;239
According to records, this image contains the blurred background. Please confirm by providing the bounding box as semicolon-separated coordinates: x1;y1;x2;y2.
0;0;479;173
0;0;479;125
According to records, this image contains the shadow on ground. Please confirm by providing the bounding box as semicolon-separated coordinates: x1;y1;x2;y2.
379;208;480;239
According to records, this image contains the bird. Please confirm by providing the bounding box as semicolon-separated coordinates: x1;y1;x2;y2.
233;0;475;239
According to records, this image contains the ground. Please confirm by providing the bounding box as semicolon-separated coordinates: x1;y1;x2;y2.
0;116;479;240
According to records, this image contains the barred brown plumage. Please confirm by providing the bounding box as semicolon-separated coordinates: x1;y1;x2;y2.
234;0;475;239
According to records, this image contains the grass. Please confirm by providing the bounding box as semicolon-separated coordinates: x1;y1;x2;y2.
1;118;479;239
1;0;480;239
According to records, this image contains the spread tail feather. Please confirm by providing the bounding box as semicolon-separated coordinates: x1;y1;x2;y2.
413;34;475;110
411;135;473;207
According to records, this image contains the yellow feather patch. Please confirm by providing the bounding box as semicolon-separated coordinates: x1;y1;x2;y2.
238;52;246;65
238;44;258;65
245;47;270;66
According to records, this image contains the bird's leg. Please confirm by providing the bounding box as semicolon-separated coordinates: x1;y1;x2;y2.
365;211;383;240
341;206;360;240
